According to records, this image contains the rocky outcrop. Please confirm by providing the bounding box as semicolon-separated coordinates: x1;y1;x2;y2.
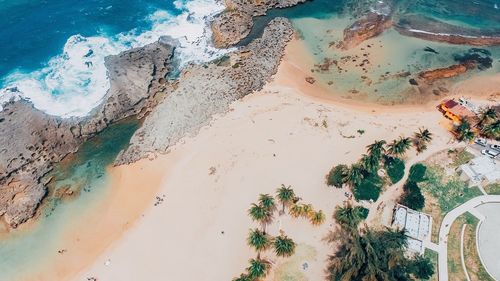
340;12;392;49
395;15;500;46
0;39;175;228
116;18;294;164
418;62;476;83
211;0;306;48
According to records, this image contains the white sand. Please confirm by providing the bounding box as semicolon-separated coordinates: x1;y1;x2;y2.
24;37;495;281
73;80;454;280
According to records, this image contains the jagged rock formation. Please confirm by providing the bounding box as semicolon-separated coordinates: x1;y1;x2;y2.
340;12;392;49
418;62;476;83
211;0;306;48
395;15;500;46
116;18;294;164
0;39;175;227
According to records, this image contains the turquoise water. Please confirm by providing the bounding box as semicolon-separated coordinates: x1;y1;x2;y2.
0;120;138;281
240;0;500;104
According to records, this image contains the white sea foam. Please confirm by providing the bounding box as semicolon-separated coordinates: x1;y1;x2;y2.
0;0;230;117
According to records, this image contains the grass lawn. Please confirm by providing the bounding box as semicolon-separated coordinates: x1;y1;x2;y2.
447;214;471;281
424;249;438;281
462;216;495;281
484;183;500;195
447;213;494;281
420;165;483;242
447;148;475;169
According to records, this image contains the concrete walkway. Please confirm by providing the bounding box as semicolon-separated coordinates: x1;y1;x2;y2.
437;195;500;281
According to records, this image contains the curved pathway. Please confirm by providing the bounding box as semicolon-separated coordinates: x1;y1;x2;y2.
437;195;500;281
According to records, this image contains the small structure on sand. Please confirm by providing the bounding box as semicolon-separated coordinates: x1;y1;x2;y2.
438;99;479;126
392;204;432;255
458;156;500;186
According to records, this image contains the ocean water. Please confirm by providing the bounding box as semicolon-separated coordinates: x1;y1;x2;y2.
0;119;138;281
0;0;228;117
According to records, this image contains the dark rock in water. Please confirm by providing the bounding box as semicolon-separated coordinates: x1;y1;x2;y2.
305;77;316;84
423;47;439;54
340;12;393;50
454;48;493;70
418;62;476;83
395;15;500;46
409;78;418;86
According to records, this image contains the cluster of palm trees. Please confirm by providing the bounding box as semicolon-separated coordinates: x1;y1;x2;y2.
454;107;499;142
332;128;433;189
233;185;325;281
478;107;499;140
328;205;434;281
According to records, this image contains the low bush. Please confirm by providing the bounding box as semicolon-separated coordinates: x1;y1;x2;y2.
353;174;382;201
409;163;427;183
384;156;405;184
400;181;425;210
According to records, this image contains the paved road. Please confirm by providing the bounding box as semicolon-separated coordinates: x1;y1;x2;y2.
437;195;500;281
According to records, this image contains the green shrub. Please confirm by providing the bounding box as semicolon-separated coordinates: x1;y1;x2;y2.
409;163;427;183
384;156;405;184
327;164;348;188
400;181;425;210
354;174;382;201
357;206;369;219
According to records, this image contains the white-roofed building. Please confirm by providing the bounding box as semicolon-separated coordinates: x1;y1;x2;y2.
459;156;500;185
392;204;432;255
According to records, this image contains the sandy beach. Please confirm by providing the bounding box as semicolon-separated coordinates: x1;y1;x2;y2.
19;38;496;281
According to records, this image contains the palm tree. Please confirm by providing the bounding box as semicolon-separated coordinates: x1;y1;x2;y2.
309;210;326;226
258;194;277;214
232;273;253;281
346;163;364;187
360;153;379;173
387;137;412;156
414;128;432;143
273;234;296;257
455;120;475;142
479;107;497;127
248;203;273;233
276;184;295;214
300;204;314;218
247;228;271;257
481;120;500;140
289;204;303;218
366;140;386;158
413;128;432;153
246;258;271;279
334;204;365;230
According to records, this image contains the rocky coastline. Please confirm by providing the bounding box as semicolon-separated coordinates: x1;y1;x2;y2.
0;40;175;227
0;0;300;229
211;0;306;48
116;18;294;164
394;15;500;46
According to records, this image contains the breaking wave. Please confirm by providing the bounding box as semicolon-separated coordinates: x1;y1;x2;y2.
0;0;228;117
